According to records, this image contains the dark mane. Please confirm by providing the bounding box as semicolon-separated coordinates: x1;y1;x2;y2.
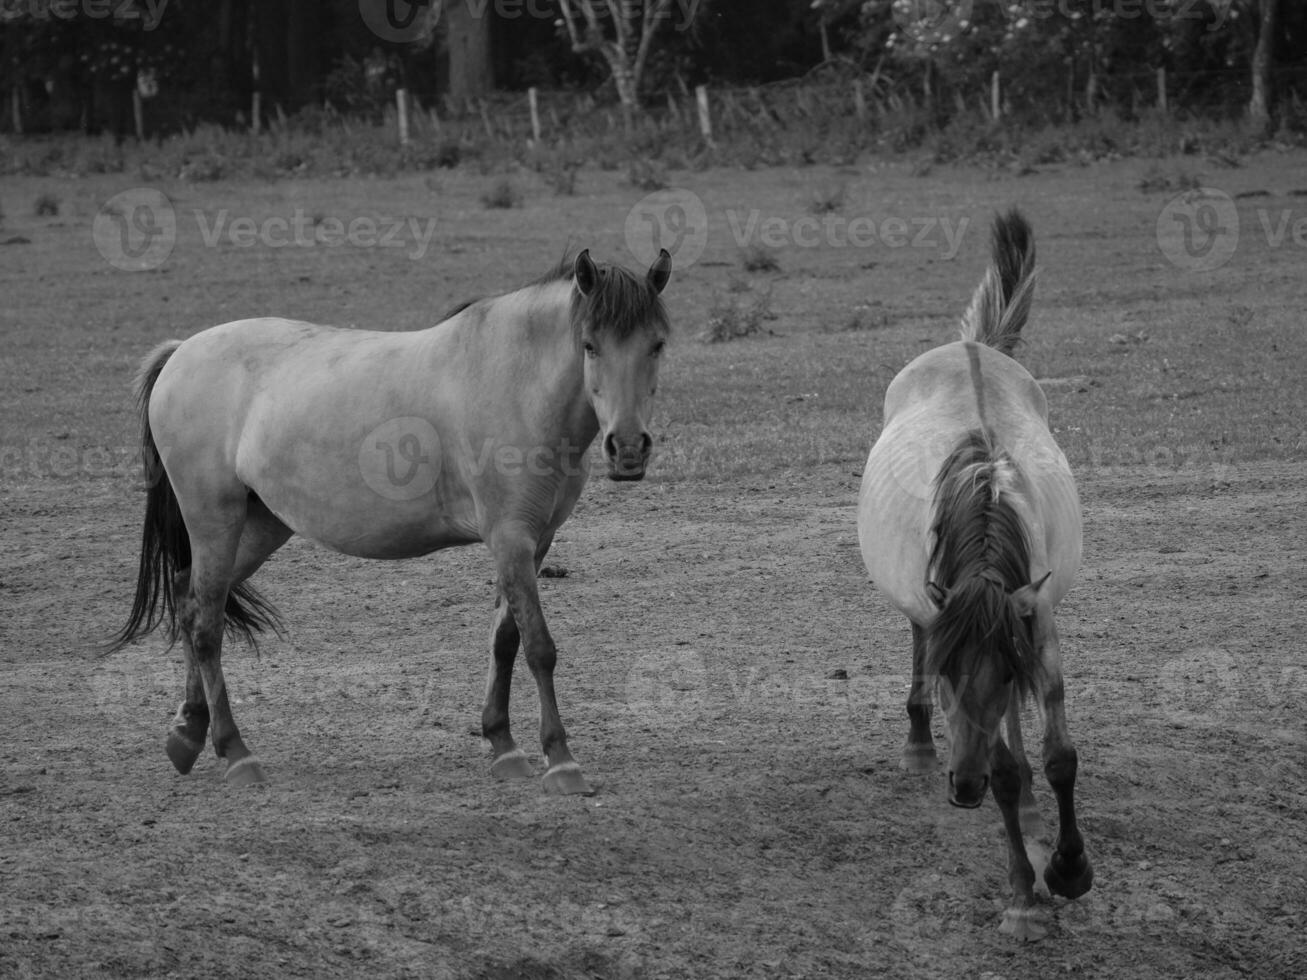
926;429;1041;700
439;253;669;340
537;252;671;342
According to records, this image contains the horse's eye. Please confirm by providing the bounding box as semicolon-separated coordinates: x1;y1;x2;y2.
583;342;597;357
651;341;666;357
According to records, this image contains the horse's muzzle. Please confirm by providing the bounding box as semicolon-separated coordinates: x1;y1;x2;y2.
948;772;989;809
604;432;652;482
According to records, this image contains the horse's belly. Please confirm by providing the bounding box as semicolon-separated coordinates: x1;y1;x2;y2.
857;423;939;625
242;444;482;559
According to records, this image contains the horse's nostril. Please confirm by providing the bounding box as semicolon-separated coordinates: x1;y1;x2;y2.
603;433;618;458
640;432;652;455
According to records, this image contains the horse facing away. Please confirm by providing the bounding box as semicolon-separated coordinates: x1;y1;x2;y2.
857;210;1091;940
108;248;673;797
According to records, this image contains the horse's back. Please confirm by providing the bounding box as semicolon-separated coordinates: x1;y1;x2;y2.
859;342;1080;622
146;317;487;556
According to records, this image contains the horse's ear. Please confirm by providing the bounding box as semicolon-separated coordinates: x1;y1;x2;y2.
1008;570;1052;619
574;249;598;296
925;581;947;609
647;248;672;294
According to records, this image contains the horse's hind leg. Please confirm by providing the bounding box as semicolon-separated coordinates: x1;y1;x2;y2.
1037;620;1093;900
165;503;290;776
901;623;937;772
174;495;290;786
165;568;209;775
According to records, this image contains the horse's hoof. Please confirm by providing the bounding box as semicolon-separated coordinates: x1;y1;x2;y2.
900;743;937;774
165;731;204;775
542;761;594;796
490;749;534;780
999;906;1050;942
1045;853;1093;899
224;756;267;787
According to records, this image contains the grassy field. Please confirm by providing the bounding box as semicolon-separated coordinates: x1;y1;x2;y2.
1;150;1305;979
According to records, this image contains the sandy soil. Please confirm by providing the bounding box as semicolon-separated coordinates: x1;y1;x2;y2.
2;155;1306;979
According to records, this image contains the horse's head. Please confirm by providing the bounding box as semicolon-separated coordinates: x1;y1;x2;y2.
572;249;672;481
926;573;1048;808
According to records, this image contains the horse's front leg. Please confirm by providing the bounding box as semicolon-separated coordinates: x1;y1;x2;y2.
1037;620;1093;899
481;595;533;779
1004;687;1045;839
991;737;1049;941
901;622;937;772
487;524;591;795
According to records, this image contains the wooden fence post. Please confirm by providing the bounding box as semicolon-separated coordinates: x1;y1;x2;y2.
528;87;541;142
396;88;410;145
991;71;1000;121
696;84;713;146
1156;67;1168;114
132;88;145;141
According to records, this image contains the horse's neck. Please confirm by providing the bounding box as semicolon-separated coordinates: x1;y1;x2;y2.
449;280;595;439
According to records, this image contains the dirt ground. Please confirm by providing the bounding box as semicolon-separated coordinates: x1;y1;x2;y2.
2;153;1305;979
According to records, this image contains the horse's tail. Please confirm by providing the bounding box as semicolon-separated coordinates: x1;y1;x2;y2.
959;208;1037;357
104;341;281;654
925;429;1041;701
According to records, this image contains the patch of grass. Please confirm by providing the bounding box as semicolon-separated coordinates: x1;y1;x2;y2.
703;286;775;343
543;162;579;196
34;193;59;217
480;178;522;209
179;153;228;182
1138;164;1201;194
740;244;780;273
627;159;667;192
840;304;889;332
807;183;845;214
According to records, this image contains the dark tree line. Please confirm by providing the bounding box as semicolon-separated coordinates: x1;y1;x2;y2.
1;0;1301;136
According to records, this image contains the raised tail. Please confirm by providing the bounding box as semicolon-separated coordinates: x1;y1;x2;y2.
105;341;280;654
959;208;1037;357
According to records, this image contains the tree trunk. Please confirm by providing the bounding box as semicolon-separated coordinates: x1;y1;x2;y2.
447;2;493;101
1248;0;1279;136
